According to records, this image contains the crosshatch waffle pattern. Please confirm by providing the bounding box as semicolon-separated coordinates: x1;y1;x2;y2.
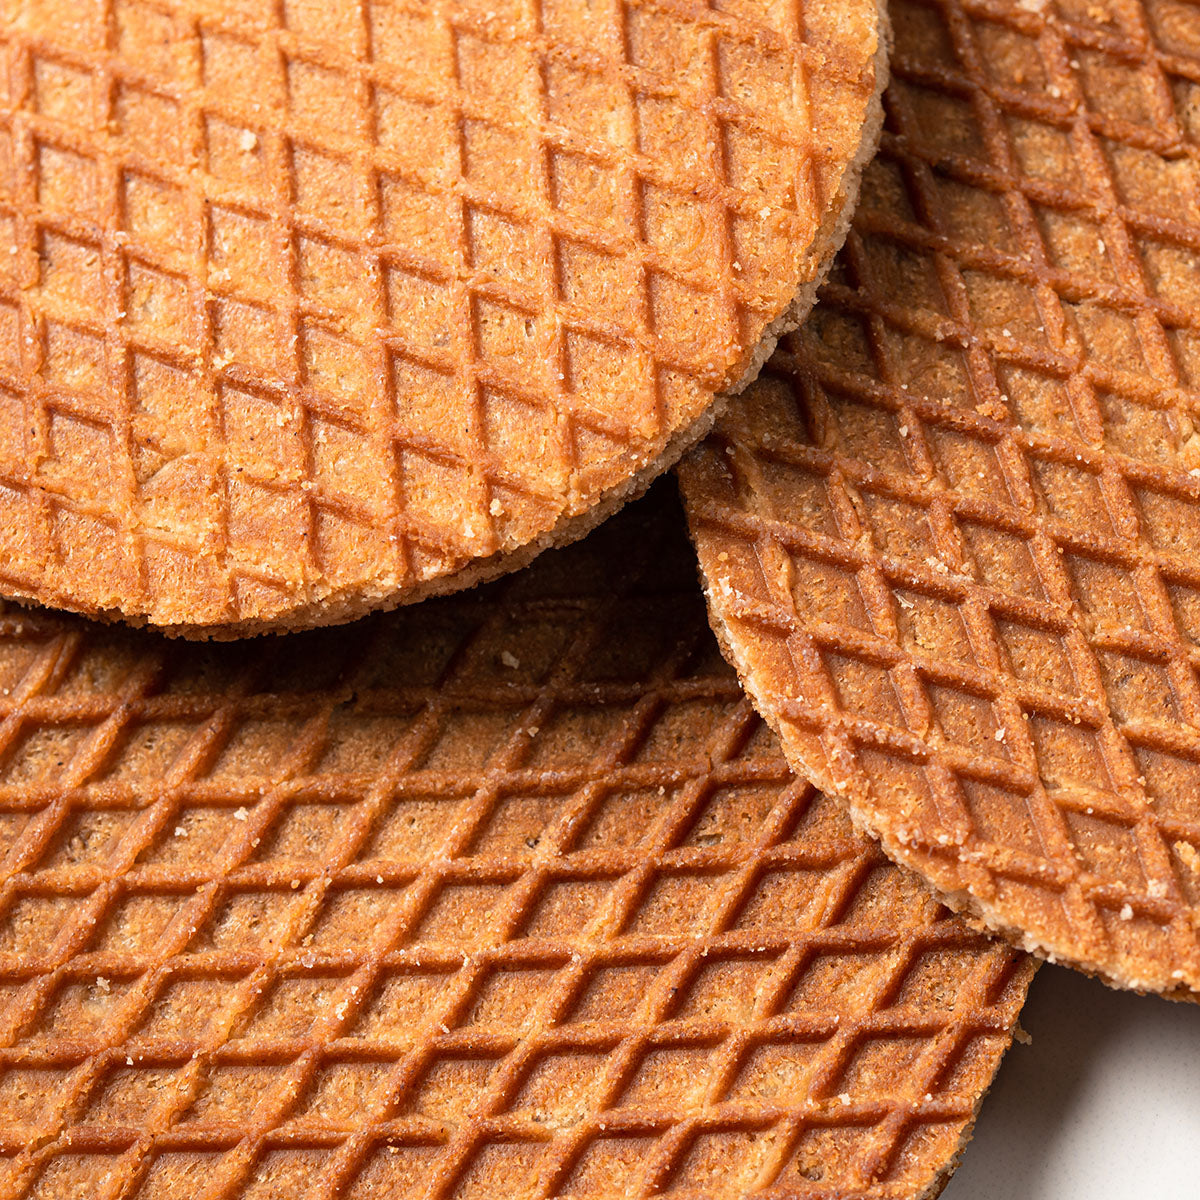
0;0;882;634
679;0;1200;997
0;487;1031;1198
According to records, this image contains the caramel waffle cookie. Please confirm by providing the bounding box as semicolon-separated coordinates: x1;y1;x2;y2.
0;0;885;636
0;484;1030;1198
678;0;1200;998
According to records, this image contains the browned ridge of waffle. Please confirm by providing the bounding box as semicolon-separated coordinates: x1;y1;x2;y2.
0;486;1030;1199
0;0;883;635
678;0;1200;997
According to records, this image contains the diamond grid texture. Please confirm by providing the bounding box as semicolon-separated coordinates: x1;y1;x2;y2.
0;486;1030;1199
0;0;882;635
678;0;1200;996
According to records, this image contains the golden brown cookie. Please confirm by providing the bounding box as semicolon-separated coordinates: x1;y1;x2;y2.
0;0;885;636
678;0;1200;998
0;485;1030;1199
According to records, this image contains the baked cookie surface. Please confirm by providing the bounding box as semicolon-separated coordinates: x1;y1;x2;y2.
0;0;884;634
0;485;1030;1199
679;0;1200;998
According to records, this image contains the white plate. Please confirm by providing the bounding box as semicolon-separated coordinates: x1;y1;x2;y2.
943;963;1200;1199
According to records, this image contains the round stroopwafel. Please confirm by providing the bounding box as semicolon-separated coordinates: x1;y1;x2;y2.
0;485;1031;1199
0;0;885;636
678;0;1200;998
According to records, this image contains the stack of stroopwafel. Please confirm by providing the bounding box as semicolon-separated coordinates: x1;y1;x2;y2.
0;0;1197;1195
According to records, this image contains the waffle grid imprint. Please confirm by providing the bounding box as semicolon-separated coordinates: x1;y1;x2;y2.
679;0;1200;996
0;489;1030;1198
0;0;881;634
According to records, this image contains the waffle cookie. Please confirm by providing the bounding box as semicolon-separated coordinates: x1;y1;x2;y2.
0;485;1031;1199
0;0;885;636
678;0;1200;998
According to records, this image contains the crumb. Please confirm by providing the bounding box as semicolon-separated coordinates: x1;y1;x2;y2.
1174;841;1199;873
975;397;1008;420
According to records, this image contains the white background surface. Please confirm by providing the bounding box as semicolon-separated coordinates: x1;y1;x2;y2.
942;964;1199;1199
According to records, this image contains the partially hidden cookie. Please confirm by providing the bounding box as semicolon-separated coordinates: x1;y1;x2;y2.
678;0;1200;998
0;485;1031;1199
0;0;885;636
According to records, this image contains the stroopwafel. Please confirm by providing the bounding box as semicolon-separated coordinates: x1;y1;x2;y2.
0;485;1032;1198
0;0;885;635
678;0;1200;997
